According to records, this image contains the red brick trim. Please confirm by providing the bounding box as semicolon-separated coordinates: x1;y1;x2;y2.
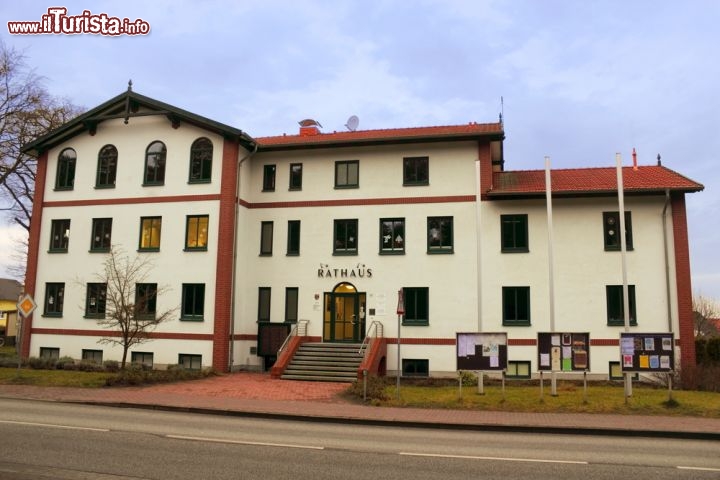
388;337;623;346
671;193;696;376
591;339;619;346
30;328;213;341
21;151;48;359
43;194;220;208
479;142;493;200
247;195;475;210
508;338;536;346
211;139;239;371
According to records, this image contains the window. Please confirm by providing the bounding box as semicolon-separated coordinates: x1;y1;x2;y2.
285;287;298;323
131;351;153;368
606;285;637;326
139;216;161;250
43;283;65;317
506;361;532;379
135;283;157;319
144;141;166;185
402;359;429;377
179;354;202;370
185;215;209;251
85;283;106;318
380;218;405;254
335;160;359;188
289;163;302;190
403;287;429;326
40;347;60;360
55;148;76;190
82;349;103;364
502;286;530;326
260;221;273;255
262;164;276;191
403;156;429;185
49;219;70;252
603;211;633;251
608;361;638;381
258;287;271;322
287;220;300;255
427;216;453;253
90;218;112;252
501;214;528;252
189;137;213;183
181;284;205;321
334;219;358;255
96;144;117;188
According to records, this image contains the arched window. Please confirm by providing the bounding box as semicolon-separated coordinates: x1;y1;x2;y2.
96;144;118;188
55;148;76;190
189;137;213;183
144;141;166;185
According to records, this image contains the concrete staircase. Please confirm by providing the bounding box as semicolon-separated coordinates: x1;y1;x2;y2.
281;342;363;382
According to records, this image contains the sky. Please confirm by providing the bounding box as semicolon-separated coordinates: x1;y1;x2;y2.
1;0;718;299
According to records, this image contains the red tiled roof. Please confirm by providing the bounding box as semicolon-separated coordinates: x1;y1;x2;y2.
255;122;504;149
489;166;704;196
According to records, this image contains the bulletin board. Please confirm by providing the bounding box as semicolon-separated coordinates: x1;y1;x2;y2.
537;332;590;372
456;332;507;371
620;332;674;372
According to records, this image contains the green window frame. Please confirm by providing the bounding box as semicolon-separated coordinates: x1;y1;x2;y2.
143;141;166;185
260;221;273;256
501;214;528;253
606;285;637;326
90;218;112;252
179;354;202;370
43;282;65;317
82;349;103;364
380;218;405;254
185;215;209;251
131;351;154;368
85;282;107;319
402;287;429;326
139;216;162;251
502;286;531;326
603;211;633;251
403;156;429;186
335;160;359;188
289;163;302;190
427;216;453;253
258;287;271;322
49;219;70;252
40;347;60;359
96;144;117;188
506;360;532;379
285;287;298;323
333;219;358;255
189;137;213;183
287;220;300;255
402;359;429;377
135;283;157;319
181;283;205;321
263;164;276;191
55;148;76;190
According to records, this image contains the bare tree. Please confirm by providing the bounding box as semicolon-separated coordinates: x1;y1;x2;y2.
0;42;83;279
92;248;177;368
693;294;720;338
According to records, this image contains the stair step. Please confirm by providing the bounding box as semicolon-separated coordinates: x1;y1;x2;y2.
280;374;355;382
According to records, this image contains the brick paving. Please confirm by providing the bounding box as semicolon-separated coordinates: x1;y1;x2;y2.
1;372;719;439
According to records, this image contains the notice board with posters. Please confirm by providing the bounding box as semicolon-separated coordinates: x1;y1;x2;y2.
537;332;590;372
456;332;507;371
620;332;674;372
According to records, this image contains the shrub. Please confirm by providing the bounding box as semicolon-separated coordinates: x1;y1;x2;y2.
102;360;119;372
27;356;56;370
56;356;76;370
348;374;391;402
458;370;478;387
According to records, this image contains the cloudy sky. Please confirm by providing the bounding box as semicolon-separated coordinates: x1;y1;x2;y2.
1;1;718;299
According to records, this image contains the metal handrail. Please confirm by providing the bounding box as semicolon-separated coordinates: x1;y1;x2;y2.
359;320;383;356
278;319;309;353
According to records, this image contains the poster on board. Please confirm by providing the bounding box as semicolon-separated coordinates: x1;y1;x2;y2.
456;332;507;371
620;332;674;372
537;332;590;372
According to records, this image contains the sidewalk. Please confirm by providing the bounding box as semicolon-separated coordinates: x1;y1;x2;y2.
1;372;719;440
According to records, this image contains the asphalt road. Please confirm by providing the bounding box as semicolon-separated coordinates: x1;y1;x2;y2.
0;399;718;479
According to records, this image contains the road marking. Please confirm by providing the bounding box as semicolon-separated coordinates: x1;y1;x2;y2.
399;452;588;465
677;466;720;472
166;434;324;450
0;420;109;432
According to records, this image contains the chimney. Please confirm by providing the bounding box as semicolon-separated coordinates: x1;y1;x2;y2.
632;147;638;171
298;119;322;136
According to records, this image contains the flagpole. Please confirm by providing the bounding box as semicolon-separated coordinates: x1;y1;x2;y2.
545;156;558;396
616;152;633;399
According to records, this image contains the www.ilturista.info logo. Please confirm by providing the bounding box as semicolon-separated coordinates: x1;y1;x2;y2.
7;7;150;36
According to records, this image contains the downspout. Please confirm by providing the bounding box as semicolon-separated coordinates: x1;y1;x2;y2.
229;141;258;371
662;189;672;332
475;149;483;332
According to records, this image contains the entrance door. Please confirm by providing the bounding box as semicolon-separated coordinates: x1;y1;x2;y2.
323;283;366;342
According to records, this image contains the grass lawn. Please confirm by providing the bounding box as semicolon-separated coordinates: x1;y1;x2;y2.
380;380;720;418
0;368;114;388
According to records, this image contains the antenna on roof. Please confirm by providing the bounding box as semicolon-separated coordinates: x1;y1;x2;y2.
657;154;662;166
127;79;133;92
499;96;504;125
345;115;359;132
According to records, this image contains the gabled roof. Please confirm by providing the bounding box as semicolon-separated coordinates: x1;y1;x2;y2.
255;122;504;151
0;278;22;302
22;88;256;156
488;165;704;197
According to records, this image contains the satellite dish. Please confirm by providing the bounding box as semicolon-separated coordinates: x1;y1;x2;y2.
345;115;359;132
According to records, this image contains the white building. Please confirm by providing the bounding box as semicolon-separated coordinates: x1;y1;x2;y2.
20;88;703;380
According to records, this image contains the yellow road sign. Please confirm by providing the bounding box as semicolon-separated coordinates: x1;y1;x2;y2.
17;293;37;318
